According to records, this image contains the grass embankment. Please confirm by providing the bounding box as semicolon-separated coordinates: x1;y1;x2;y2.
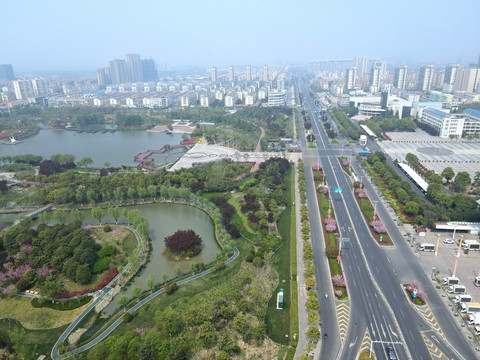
0;319;68;356
0;296;89;329
266;166;292;346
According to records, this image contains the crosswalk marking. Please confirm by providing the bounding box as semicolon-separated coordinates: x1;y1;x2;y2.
336;302;350;343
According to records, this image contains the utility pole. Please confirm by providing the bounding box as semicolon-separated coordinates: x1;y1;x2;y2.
435;233;441;256
452;235;464;277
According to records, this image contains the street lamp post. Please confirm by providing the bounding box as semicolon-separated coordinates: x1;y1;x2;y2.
373;201;378;221
435;234;441;256
452;235;464;277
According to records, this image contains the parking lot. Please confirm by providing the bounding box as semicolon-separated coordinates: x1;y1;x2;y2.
413;229;480;298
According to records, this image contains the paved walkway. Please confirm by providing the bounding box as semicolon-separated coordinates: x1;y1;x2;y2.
52;248;240;359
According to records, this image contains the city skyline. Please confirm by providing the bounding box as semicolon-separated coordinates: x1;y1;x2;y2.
1;0;479;72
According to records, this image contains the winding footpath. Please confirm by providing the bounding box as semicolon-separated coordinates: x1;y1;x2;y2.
51;247;239;359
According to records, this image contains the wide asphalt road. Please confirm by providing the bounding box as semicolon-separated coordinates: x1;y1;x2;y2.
300;75;475;360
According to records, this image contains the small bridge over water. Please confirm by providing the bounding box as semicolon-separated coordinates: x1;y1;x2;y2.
13;203;55;225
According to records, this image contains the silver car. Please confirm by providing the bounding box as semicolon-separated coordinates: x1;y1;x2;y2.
443;238;455;244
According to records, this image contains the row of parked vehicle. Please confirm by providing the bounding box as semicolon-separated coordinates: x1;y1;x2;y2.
443;276;480;335
420;239;480;252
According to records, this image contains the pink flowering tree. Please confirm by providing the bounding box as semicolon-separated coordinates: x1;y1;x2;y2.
342;159;350;167
370;220;386;233
21;245;33;254
317;185;328;194
2;285;14;295
37;265;52;277
334;290;343;297
313;163;323;171
134;327;151;336
416;289;427;302
332;275;346;287
325;218;337;232
356;188;368;198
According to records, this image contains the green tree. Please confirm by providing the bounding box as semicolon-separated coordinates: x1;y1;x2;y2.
108;206;121;224
441;167;455;183
38;211;50;224
306;325;320;340
53;210;67;225
117;294;129;311
161;272;169;283
70;208;85;223
405;201;420;216
132;286;142;298
91;207;104;224
175;265;181;276
76;264;92;284
104;161;111;168
454;171;471;190
77;157;93;167
146;274;155;290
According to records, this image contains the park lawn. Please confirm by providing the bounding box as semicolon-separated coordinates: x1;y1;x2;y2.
0;319;68;357
319;193;329;218
266;166;292;346
229;194;258;235
0;296;90;329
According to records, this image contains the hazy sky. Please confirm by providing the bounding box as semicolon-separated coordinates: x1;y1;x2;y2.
2;0;479;71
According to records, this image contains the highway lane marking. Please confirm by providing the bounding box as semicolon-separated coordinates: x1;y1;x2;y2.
417;305;445;337
389;325;398;338
358;328;375;357
348;336;358;348
421;332;449;360
335;302;350;344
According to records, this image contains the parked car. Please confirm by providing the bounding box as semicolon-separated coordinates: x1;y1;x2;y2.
443;238;455;244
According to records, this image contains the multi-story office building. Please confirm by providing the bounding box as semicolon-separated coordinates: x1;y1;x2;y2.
369;66;382;91
211;67;217;82
463;109;480;136
268;90;286;106
418;65;434;91
454;67;480;93
125;54;143;83
109;59;128;84
421;108;464;138
354;56;368;79
0;64;15;81
228;65;234;82
246;65;252;82
141;59;157;81
345;67;357;90
263;65;269;81
393;65;407;89
96;67;111;86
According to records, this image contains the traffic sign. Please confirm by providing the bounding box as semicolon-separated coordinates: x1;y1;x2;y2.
337;255;341;261
413;288;417;299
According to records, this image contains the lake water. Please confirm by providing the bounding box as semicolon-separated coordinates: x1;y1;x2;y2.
0;129;185;168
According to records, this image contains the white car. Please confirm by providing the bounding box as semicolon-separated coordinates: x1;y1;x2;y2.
443;238;455;244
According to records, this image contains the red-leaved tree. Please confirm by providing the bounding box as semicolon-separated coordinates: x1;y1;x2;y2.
164;230;202;257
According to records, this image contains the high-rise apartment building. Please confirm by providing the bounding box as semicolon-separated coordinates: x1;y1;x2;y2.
418;65;434;91
393;65;407;89
371;60;387;77
228;65;234;82
141;59;158;81
369;66;382;91
13;79;35;99
263;65;269;81
444;64;460;86
96;67;111;86
211;67;217;82
346;67;356;90
354;56;368;79
109;59;128;84
0;64;15;81
125;54;142;82
31;78;47;97
246;65;252;82
454;67;480;93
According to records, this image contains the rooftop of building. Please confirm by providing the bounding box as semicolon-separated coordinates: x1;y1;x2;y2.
465;108;480;117
424;107;448;117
